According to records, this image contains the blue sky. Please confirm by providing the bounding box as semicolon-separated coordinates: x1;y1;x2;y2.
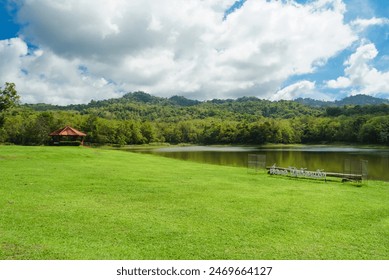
1;0;389;105
0;1;17;39
283;0;389;99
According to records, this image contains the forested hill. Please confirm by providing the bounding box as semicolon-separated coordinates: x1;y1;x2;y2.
23;91;323;121
2;91;388;146
23;92;389;122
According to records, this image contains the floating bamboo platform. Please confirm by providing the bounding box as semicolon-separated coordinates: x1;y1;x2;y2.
266;166;363;182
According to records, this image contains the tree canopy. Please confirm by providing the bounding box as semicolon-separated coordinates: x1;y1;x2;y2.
0;82;20;112
1;88;389;146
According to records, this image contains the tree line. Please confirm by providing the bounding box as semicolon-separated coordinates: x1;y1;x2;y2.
1;85;389;146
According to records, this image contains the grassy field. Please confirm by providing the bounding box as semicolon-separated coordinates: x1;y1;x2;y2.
0;145;388;260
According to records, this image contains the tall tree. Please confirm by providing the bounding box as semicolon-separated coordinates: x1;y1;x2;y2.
0;82;20;112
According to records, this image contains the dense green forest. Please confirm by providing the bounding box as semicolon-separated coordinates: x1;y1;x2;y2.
1;87;389;146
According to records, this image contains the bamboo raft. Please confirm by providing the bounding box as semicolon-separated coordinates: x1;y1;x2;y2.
266;166;363;182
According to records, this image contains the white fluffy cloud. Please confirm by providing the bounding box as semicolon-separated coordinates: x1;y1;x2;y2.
0;38;122;104
272;80;316;101
1;0;357;104
326;43;389;96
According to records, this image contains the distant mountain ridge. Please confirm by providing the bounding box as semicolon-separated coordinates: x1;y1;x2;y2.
24;92;389;111
294;94;389;107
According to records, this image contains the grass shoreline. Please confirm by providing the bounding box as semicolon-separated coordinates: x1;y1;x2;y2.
0;146;388;259
106;142;389;150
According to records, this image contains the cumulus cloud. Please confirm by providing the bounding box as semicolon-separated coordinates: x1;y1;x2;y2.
1;0;357;104
326;43;389;96
0;38;121;104
272;80;316;101
0;38;28;81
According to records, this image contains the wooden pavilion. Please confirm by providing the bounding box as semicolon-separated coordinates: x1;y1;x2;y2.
49;126;87;146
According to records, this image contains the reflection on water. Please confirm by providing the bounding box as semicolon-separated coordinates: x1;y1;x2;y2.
126;145;389;181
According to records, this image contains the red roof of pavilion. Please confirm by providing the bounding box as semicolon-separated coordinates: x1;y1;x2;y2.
49;126;87;137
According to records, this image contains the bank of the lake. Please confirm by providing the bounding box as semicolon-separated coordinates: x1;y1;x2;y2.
0;145;388;259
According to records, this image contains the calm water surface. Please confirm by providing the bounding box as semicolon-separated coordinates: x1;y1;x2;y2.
126;145;389;181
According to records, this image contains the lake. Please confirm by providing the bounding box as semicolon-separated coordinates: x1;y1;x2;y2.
124;145;389;181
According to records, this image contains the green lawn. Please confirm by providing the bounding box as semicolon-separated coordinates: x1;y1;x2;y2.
0;145;388;260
